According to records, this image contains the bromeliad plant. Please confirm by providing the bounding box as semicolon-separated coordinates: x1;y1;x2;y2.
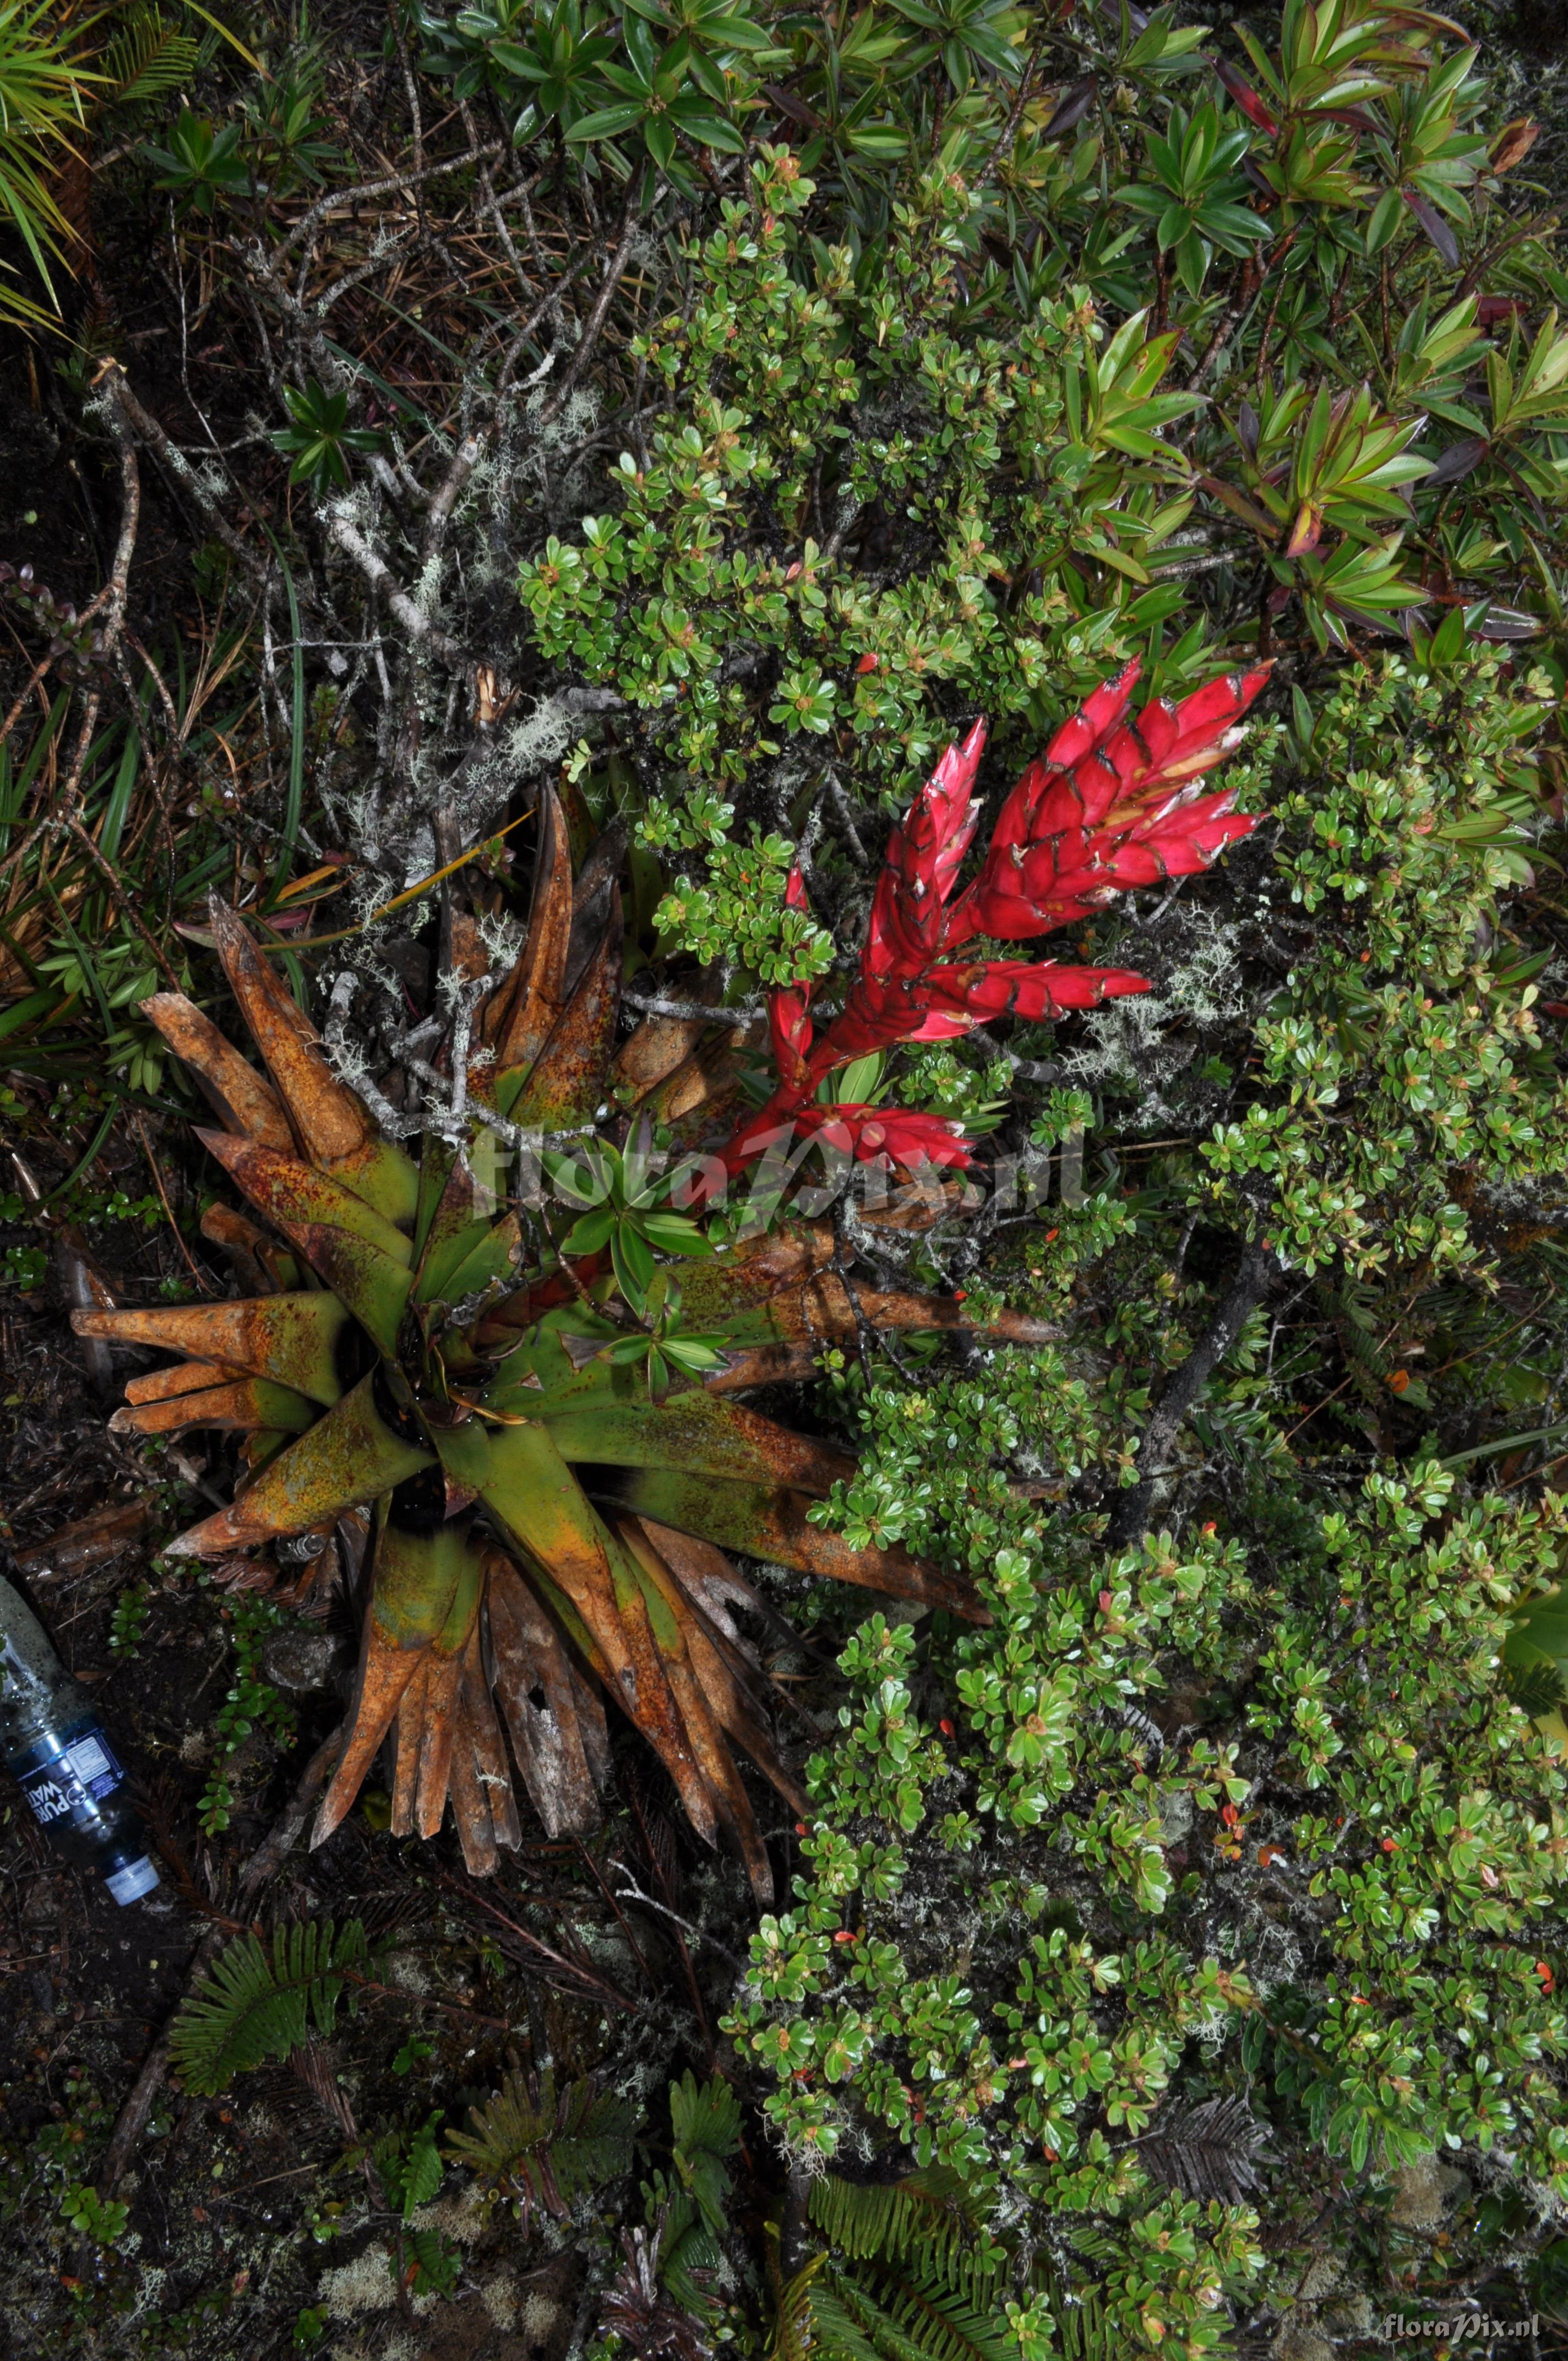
717;657;1272;1189
72;659;1267;1895
70;787;1059;1899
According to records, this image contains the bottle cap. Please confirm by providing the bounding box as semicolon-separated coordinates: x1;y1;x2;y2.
104;1854;161;1906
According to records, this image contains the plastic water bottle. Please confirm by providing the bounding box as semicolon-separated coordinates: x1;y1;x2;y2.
1;1573;160;1906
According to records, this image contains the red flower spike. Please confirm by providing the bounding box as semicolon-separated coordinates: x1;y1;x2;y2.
767;865;816;1096
709;663;1269;1196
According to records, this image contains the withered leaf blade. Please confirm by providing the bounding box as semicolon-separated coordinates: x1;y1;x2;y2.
454;1618;522;1868
199;1132;413;1265
618;1518;774;1902
110;1378;317;1438
613;989;720;1100
207;899;419;1227
200;1200;298;1293
126;1358;246;1406
632;1517;760;1647
141;991;295;1151
486;1551;607;1839
481;785;573;1074
315;1507;479;1843
73;1292;352;1406
165;1372;434;1560
12;1500;149;1580
501;888;622;1128
779;1274;1059;1351
208;896;372;1165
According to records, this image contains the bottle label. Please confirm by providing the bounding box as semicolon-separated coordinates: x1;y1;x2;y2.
10;1718;125;1826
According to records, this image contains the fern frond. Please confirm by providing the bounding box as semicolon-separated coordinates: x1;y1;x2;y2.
1054;2289;1118;2361
170;1918;368;2095
808;2167;986;2267
101;9;198;104
1504;1656;1568;1718
670;2071;742;2239
1134;2095;1271;2201
801;2279;887;2361
769;2255;828;2361
444;2065;635;2211
827;2253;1014;2361
672;2069;742;2163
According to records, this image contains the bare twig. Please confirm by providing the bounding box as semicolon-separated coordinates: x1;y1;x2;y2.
323;512;472;666
537;200;647;432
1106;1239;1286;1546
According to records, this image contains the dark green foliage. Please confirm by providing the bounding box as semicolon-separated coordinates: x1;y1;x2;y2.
772;2169;1054;2361
144;107;250;212
271;380;387;491
169;1919;370;2095
642;2072;744;2316
444;2065;638;2222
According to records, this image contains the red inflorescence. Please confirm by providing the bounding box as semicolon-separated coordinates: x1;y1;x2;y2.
716;657;1271;1185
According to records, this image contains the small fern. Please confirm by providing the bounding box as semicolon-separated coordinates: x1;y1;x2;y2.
170;1919;369;2096
100;8;199;105
772;2168;1125;2361
1134;2095;1271;2202
1504;1656;1568;1719
823;2249;1017;2361
807;2167;988;2268
1054;2290;1117;2361
445;2066;635;2224
769;2170;1033;2361
649;2072;745;2316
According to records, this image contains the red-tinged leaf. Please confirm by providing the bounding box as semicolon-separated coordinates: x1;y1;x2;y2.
1312;102;1381;134
1043;75;1098;138
1101;721;1151;789
916;962;1150;1025
1147;729;1251;788
1199;472;1278;538
1072;753;1127;831
1131;698;1181;766
793;1103;973;1169
1286;501;1323;557
1403;188;1460;269
985;758;1070;859
1426;435;1488;485
717;662;1264;1197
1097;844;1167;888
1212;56;1278;133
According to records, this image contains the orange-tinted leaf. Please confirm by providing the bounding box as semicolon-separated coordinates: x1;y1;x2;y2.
110;1378;317;1437
500;890;622;1127
73;1291;352;1405
480;786;574;1075
141;991;294;1150
165;1372;433;1559
207;899;419;1227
